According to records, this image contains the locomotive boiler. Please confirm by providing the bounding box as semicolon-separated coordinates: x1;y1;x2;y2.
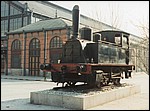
40;5;135;88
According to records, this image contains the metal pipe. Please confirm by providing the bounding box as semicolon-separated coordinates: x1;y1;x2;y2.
23;30;26;76
6;33;8;75
43;28;46;80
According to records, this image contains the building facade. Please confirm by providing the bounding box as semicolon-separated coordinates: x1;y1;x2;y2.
1;1;148;75
7;18;71;76
1;1;31;74
1;1;31;35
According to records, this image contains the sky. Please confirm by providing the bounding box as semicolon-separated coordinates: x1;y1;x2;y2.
50;1;149;37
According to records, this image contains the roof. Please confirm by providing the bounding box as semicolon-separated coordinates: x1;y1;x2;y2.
8;18;71;34
96;30;130;36
19;1;114;32
19;1;71;19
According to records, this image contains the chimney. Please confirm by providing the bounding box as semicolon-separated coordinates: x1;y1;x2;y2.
72;5;79;39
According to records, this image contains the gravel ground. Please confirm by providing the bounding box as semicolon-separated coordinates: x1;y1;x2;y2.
1;71;149;110
37;83;131;97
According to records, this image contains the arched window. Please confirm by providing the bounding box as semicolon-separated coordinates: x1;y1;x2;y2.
11;39;21;68
29;38;40;76
50;36;63;48
49;36;63;63
29;38;40;56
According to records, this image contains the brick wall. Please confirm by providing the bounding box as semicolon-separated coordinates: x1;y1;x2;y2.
7;28;68;76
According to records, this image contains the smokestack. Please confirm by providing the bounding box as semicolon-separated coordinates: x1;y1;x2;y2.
72;5;79;39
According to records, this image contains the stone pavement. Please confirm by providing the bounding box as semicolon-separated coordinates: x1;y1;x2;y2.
1;72;149;110
1;74;51;82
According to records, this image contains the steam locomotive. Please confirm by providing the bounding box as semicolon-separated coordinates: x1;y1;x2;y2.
40;5;135;88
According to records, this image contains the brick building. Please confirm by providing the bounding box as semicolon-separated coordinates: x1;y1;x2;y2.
7;18;73;76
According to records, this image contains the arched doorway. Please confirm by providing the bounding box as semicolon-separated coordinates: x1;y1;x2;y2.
50;36;63;63
29;38;40;76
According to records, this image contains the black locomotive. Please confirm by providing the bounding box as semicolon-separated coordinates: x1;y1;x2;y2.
40;5;135;88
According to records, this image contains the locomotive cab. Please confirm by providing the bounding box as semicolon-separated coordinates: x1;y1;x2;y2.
94;30;130;64
96;30;129;48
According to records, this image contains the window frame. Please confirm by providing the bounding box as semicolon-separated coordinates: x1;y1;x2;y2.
11;39;21;68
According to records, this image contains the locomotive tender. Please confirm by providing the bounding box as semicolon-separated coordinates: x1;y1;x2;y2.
40;5;135;88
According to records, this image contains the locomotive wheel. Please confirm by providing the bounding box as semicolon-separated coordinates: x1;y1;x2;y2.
95;74;102;88
95;81;101;88
113;78;121;86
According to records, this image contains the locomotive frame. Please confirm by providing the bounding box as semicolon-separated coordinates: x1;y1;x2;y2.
40;5;135;88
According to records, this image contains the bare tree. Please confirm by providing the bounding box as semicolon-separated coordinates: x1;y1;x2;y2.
94;6;105;30
108;2;122;30
130;18;149;74
90;2;123;31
